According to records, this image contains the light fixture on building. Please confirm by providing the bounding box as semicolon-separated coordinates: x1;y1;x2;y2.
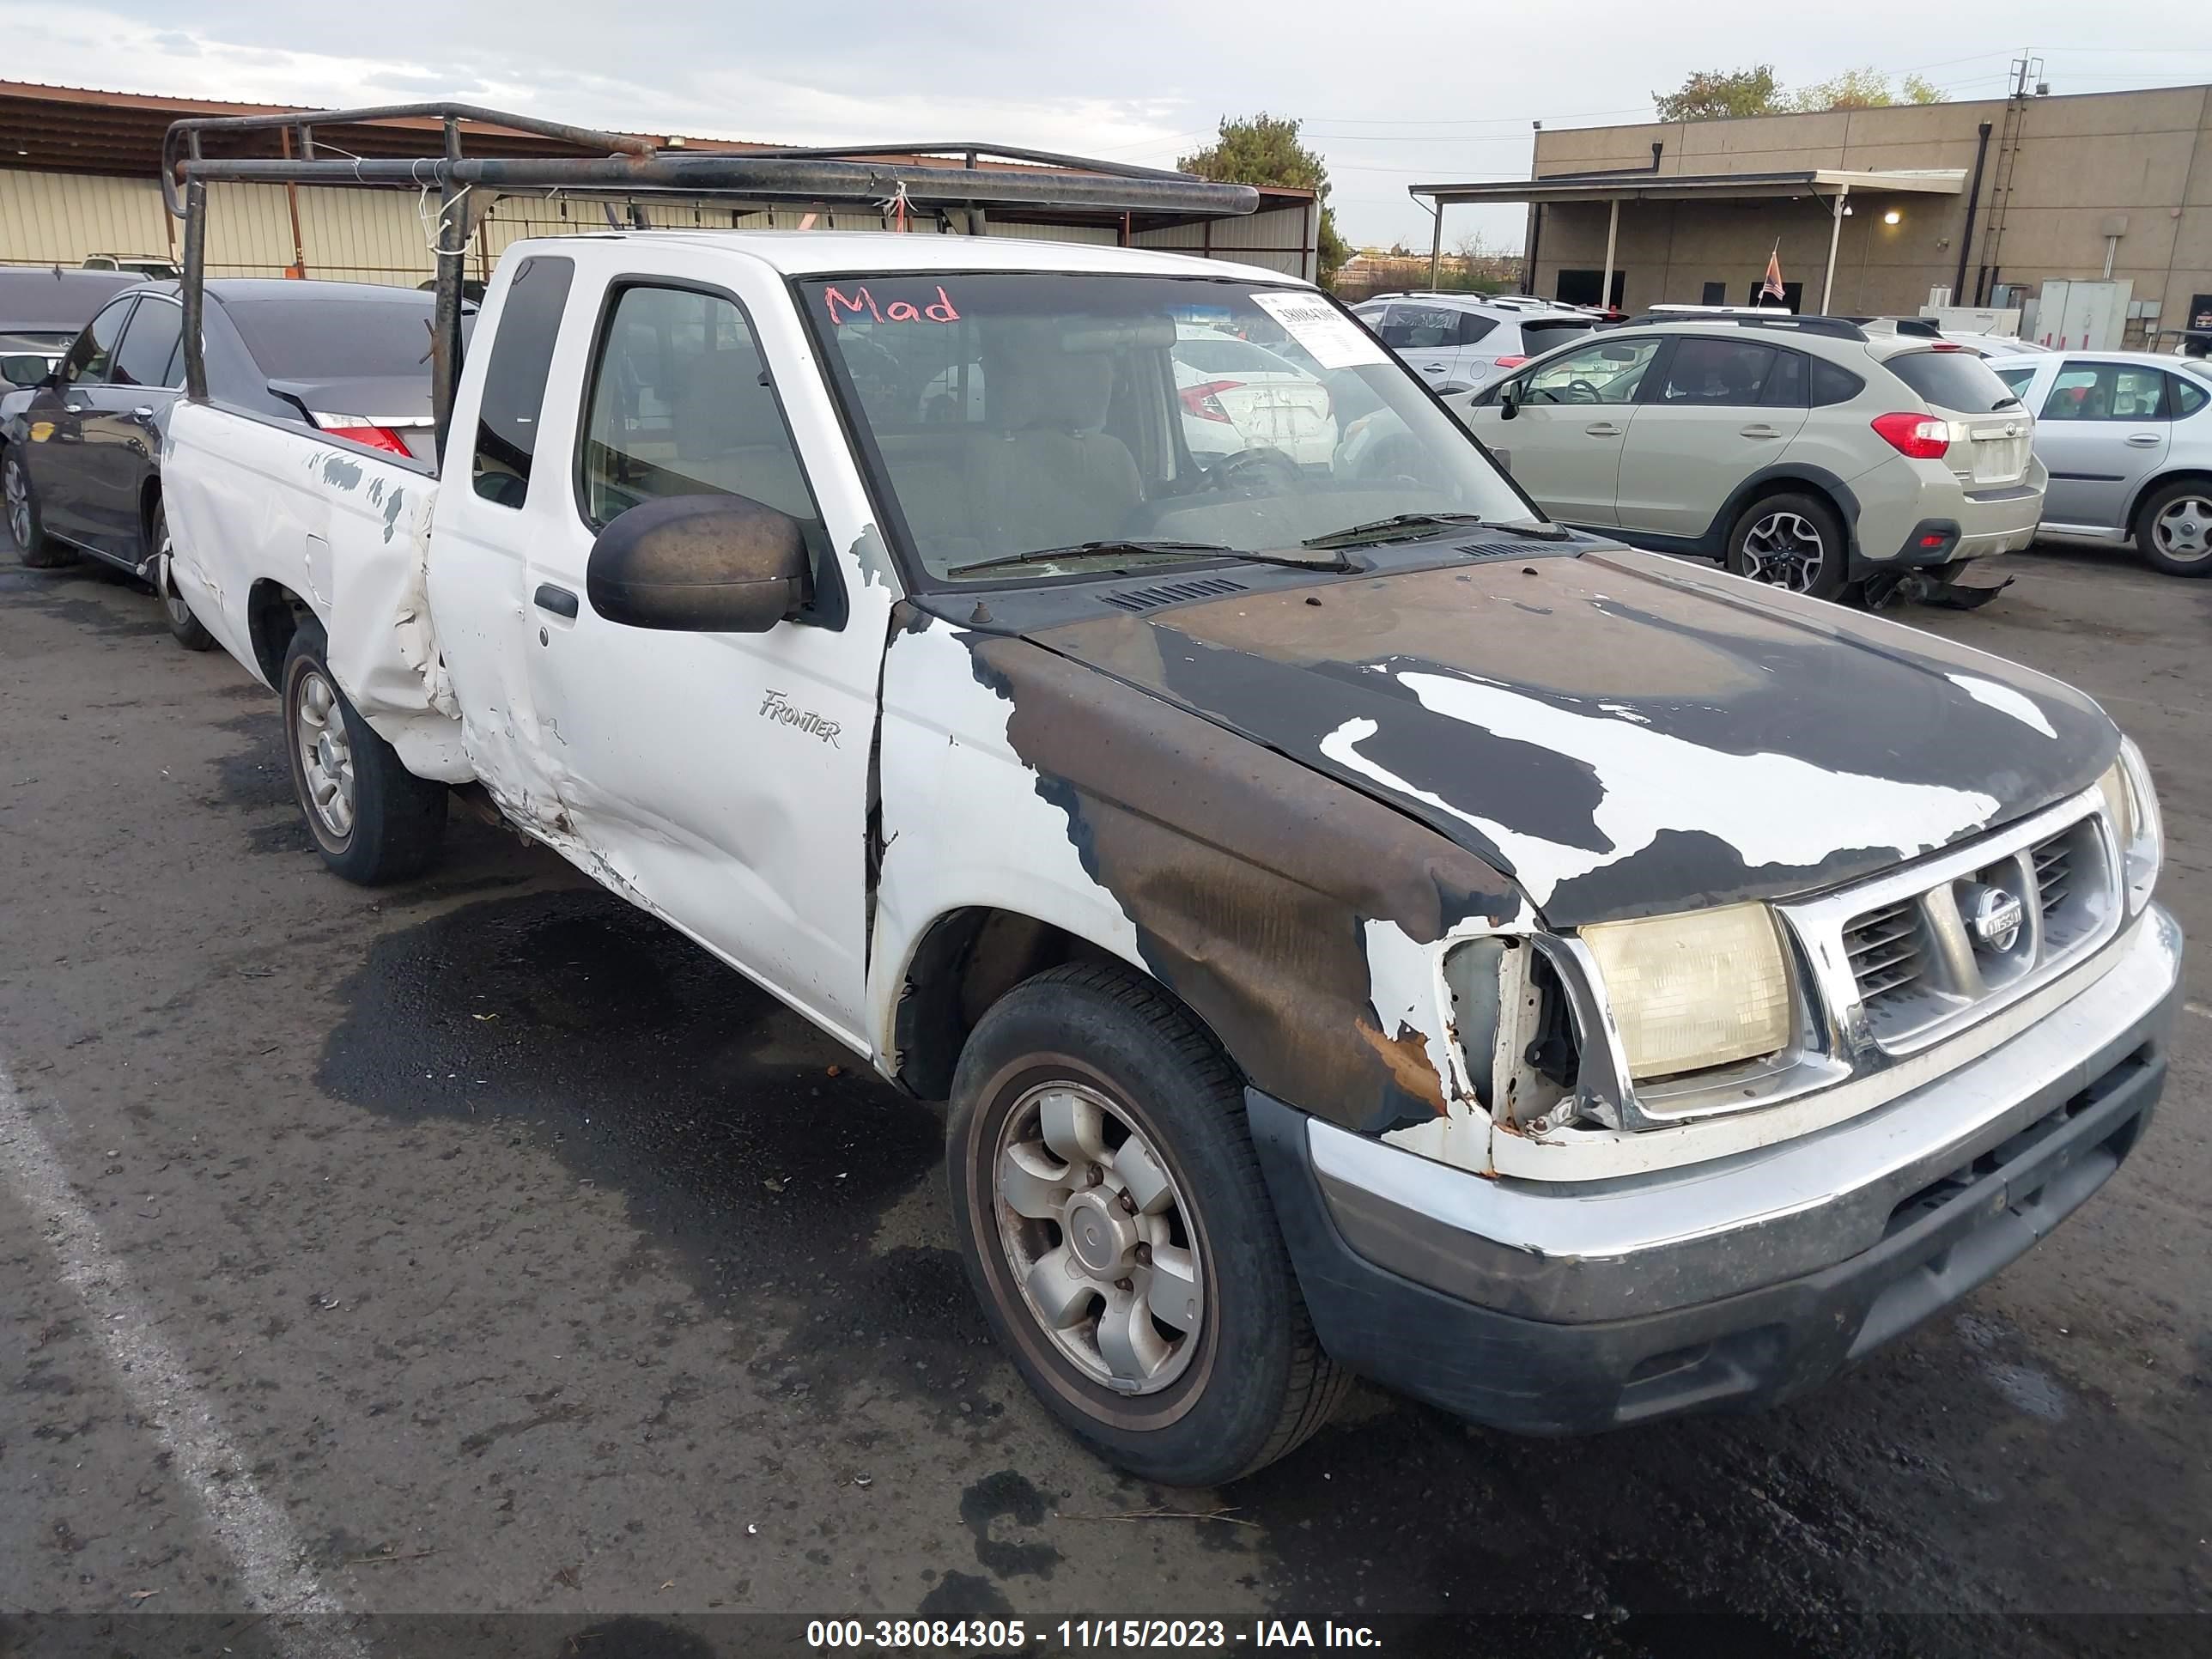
1883;209;1902;225
1842;204;1854;216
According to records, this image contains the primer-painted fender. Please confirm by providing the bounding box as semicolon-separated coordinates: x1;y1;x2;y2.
161;402;470;782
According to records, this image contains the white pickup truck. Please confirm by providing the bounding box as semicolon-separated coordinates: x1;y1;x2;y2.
164;228;2183;1486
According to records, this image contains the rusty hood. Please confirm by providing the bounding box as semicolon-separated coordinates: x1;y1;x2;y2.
1009;547;2119;927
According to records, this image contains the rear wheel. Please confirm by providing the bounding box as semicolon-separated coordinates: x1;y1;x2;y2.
3;445;74;568
947;962;1347;1486
281;620;447;884
1724;491;1850;602
2132;480;2212;577
151;505;215;650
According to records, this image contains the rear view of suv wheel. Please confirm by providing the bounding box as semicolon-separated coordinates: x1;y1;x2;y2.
1724;491;1850;601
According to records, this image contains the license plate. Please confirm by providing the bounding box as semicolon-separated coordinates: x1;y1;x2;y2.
1972;436;2024;483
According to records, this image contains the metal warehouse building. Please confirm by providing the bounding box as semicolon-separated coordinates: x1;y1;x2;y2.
0;81;1321;283
1417;82;2212;343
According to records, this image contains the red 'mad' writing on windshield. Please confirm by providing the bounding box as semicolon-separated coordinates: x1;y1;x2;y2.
823;285;962;325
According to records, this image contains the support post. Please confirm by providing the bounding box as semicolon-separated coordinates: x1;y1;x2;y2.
1428;201;1443;289
431;118;470;465
180;180;208;400
1601;197;1619;313
1821;185;1849;314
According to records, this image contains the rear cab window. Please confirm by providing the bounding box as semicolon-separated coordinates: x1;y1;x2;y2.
1886;349;2021;414
471;256;575;507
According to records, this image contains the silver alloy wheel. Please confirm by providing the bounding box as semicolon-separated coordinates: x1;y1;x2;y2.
992;1080;1204;1396
2151;495;2212;564
1741;509;1827;592
293;669;356;842
4;453;30;549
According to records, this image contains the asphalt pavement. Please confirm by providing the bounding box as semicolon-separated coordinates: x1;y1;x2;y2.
1;535;2207;1658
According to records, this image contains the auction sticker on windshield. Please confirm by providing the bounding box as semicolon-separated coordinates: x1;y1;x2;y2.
1251;291;1389;369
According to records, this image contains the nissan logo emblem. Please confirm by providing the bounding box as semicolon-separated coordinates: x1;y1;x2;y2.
1961;883;2025;953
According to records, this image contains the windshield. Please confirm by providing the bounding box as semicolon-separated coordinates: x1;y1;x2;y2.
801;273;1532;583
225;295;457;378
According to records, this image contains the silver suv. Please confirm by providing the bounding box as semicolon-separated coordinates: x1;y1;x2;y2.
1352;292;1597;394
1987;349;2212;576
1455;315;2045;602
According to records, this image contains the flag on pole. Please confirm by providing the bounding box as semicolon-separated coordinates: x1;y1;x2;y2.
1760;243;1787;306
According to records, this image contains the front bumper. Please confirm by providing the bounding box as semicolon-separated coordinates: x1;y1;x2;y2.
1249;906;2182;1435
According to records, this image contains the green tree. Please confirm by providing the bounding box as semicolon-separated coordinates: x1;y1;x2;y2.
1654;64;1949;121
1653;64;1781;122
1180;113;1351;282
1788;66;1950;111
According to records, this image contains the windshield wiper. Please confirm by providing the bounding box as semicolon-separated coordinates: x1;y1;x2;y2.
947;540;1351;578
1302;511;1487;550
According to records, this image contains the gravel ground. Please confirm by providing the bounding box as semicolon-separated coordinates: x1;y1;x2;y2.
1;532;2206;1658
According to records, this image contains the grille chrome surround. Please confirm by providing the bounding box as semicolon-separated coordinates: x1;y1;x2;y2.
1796;792;2121;1060
1551;782;2127;1132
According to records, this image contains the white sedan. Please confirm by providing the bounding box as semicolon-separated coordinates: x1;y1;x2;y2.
1172;326;1337;468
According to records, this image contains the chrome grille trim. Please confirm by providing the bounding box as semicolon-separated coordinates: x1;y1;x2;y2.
1788;786;2122;1060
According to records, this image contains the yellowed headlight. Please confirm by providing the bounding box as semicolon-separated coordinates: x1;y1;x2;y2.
1580;902;1792;1080
2097;759;2135;850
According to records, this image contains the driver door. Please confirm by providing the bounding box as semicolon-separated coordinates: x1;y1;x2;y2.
1462;334;1662;526
441;252;894;1047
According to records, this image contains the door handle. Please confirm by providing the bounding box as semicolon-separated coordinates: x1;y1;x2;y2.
1584;421;1622;436
1739;423;1778;438
533;583;580;619
2124;433;2161;447
1421;363;1445;373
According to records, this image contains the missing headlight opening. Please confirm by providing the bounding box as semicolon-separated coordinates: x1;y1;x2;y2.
1442;937;1580;1135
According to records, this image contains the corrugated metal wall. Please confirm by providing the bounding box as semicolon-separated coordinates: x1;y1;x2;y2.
4;170;1314;286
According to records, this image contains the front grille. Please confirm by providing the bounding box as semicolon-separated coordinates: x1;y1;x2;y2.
2032;831;2073;915
1829;806;2118;1052
1844;898;1924;1004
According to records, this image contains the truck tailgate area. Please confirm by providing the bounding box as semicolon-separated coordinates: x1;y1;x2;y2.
163;402;472;782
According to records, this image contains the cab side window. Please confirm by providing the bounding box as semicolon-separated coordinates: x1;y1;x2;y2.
2044;362;2170;422
63;298;134;386
1521;336;1662;404
579;284;824;536
472;255;575;507
1657;338;1778;405
111;300;184;389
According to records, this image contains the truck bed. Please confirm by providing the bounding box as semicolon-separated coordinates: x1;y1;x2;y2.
163;402;471;783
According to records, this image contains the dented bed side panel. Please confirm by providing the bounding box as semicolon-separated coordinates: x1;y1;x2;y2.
163;402;470;781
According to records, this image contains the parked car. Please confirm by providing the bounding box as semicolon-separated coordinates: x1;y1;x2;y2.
163;225;2179;1488
1352;293;1597;393
1984;349;2212;575
1171;324;1337;467
1452;315;2045;603
0;266;141;385
82;253;182;281
3;278;463;646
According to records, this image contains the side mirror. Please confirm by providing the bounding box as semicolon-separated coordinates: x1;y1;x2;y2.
1;353;51;389
586;494;812;633
1498;386;1519;421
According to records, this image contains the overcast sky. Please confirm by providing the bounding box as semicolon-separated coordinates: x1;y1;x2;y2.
8;0;2212;249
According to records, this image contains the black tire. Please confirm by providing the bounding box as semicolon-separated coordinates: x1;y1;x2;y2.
280;619;447;884
151;504;216;650
1723;490;1850;602
3;444;76;568
947;962;1348;1486
2130;479;2212;578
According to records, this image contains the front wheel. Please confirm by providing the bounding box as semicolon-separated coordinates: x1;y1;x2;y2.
281;621;447;884
4;445;75;568
2133;480;2212;577
947;962;1347;1486
151;506;215;651
1724;491;1850;602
